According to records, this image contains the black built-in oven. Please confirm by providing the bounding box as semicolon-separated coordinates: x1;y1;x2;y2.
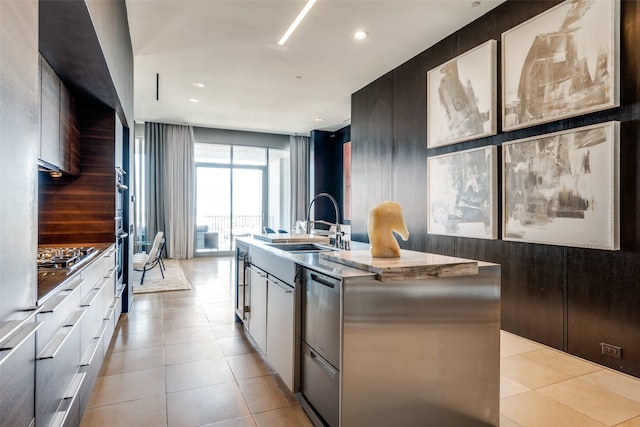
115;168;128;288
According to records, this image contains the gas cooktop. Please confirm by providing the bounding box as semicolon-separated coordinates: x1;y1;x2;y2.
37;246;95;272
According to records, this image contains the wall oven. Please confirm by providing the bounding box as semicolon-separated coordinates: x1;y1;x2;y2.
115;167;128;290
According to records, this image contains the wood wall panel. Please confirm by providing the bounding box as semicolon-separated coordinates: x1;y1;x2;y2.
39;99;116;245
567;249;640;373
391;46;433;252
351;73;395;242
350;0;640;376
500;242;565;350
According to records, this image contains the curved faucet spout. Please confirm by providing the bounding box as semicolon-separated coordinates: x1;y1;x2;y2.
305;192;342;248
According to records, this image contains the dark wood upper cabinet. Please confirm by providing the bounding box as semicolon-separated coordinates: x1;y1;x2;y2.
59;83;80;176
39;55;79;176
39;56;61;168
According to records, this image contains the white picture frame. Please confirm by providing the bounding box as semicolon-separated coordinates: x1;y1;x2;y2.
502;0;620;131
427;40;497;148
502;121;620;250
427;145;498;239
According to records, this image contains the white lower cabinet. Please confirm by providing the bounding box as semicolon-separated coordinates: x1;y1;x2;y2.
266;277;295;391
246;261;296;393
35;244;118;427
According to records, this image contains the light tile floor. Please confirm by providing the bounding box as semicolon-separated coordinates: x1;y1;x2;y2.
81;257;640;427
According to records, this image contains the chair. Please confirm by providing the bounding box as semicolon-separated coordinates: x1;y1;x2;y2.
263;227;276;233
133;231;165;285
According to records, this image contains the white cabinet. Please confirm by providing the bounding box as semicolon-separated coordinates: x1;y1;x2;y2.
241;245;298;393
247;266;267;352
266;277;295;391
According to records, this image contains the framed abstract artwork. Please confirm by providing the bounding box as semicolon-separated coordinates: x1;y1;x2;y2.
503;121;620;250
427;40;497;148
502;0;620;131
427;145;497;239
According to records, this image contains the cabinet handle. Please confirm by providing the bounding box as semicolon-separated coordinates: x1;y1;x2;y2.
49;372;86;427
310;273;338;289
268;277;293;294
104;266;117;279
247;265;267;278
80;288;101;307
37;310;85;360
309;349;338;379
0;321;43;367
81;320;108;367
40;279;85;313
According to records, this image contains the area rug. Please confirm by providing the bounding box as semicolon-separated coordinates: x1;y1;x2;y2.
132;259;192;294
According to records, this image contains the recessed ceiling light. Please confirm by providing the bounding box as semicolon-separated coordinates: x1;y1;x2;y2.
188;98;199;103
278;0;317;46
471;1;481;7
314;118;323;122
192;82;205;88
352;31;368;40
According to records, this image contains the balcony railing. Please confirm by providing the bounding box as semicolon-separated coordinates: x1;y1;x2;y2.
196;215;262;250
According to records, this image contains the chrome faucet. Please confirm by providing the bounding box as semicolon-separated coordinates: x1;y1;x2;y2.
305;192;343;249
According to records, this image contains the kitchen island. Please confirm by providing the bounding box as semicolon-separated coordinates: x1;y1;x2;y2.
236;236;500;427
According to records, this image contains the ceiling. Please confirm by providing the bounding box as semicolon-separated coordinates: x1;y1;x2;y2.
125;0;506;136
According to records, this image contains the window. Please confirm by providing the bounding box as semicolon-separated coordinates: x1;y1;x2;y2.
195;143;290;253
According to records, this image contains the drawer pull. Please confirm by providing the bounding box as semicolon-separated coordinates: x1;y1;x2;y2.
63;277;85;292
80;288;100;307
37;310;85;360
309;348;338;378
80;335;102;367
104;266;116;279
0;321;43;366
40;279;84;313
50;372;86;427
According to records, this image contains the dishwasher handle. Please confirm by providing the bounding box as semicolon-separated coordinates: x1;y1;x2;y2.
310;273;338;289
309;348;338;379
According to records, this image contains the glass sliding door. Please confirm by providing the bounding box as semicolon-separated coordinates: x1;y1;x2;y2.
194;143;287;254
232;168;265;239
196;166;231;252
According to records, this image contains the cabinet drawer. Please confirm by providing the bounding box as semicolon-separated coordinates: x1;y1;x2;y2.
0;321;39;427
102;267;116;315
36;277;83;355
101;245;117;277
79;320;107;416
79;277;109;356
49;372;85;427
36;310;83;427
80;258;104;298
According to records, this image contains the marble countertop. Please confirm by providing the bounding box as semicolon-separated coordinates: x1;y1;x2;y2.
320;249;479;282
237;237;492;282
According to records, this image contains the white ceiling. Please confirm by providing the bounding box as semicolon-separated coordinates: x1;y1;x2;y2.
126;0;506;136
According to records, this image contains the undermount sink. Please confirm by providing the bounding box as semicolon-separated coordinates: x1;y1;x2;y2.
266;243;336;254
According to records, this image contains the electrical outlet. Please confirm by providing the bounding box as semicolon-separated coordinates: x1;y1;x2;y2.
601;342;622;359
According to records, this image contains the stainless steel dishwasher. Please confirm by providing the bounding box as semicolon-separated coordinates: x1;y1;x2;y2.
301;268;341;427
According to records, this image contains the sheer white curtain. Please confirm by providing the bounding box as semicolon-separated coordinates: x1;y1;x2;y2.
289;135;309;225
143;122;195;259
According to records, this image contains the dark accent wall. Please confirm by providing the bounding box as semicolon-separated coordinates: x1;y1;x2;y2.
350;0;640;377
310;126;351;224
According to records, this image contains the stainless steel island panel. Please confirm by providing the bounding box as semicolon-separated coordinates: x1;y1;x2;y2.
341;265;500;427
